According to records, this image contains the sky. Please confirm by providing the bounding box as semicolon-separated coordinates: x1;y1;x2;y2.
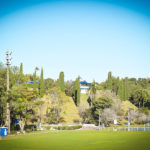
0;0;150;82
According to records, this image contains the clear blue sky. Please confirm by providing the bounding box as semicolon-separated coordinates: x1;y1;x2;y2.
0;0;150;82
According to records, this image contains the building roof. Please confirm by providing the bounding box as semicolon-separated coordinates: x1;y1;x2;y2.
27;81;39;84
80;80;90;85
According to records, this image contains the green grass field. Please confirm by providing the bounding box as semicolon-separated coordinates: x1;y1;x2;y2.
1;131;150;150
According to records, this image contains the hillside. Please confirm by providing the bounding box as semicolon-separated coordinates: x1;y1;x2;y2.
37;87;81;123
80;93;89;107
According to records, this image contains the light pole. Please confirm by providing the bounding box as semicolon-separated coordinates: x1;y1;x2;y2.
5;51;12;134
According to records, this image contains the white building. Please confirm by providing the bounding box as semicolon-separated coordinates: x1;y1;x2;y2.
80;79;90;94
80;85;89;94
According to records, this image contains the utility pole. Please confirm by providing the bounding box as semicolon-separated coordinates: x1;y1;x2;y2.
5;51;12;134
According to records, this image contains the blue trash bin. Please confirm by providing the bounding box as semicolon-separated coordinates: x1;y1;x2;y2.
38;122;41;128
126;122;130;126
0;127;8;137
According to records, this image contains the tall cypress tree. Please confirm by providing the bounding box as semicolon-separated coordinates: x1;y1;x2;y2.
112;77;119;95
39;68;44;97
123;79;125;100
118;78;129;101
115;77;119;95
124;77;129;100
58;72;65;92
107;72;112;90
118;79;123;100
76;77;80;105
89;80;96;106
19;63;23;83
73;77;80;105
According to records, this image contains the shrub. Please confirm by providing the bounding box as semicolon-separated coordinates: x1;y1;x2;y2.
57;125;82;130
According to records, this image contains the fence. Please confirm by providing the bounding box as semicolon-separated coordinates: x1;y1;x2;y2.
101;127;150;131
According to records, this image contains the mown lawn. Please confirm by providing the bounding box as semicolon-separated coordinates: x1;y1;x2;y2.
0;130;150;150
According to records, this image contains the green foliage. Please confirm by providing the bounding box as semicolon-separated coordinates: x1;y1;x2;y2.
34;101;45;106
0;62;7;126
90;80;96;96
56;125;82;130
89;80;96;106
2;57;150;129
65;80;74;97
130;89;150;108
58;72;65;92
73;77;80;105
137;78;148;89
106;72;112;90
9;66;19;86
124;77;129;100
44;78;55;90
39;68;44;97
96;84;103;90
139;107;149;115
90;96;113;124
112;77;119;95
46;87;65;123
92;97;112;110
9;85;38;123
118;78;129;101
19;63;24;83
33;67;39;91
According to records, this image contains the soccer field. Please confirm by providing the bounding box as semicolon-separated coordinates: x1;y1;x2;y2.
0;131;150;150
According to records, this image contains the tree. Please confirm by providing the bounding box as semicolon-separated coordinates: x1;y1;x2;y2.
78;103;89;122
137;78;148;89
34;100;45;123
112;77;119;95
33;67;39;91
137;112;147;123
89;80;96;107
130;89;150;108
39;68;44;97
9;85;37;132
65;80;74;97
124;77;129;100
19;63;24;83
73;77;80;105
10;66;20;86
101;108;117;126
111;98;123;116
58;72;65;92
44;78;55;90
128;110;138;123
47;87;64;123
106;72;112;90
118;78;129;101
0;62;7;126
92;97;112;110
91;96;113;124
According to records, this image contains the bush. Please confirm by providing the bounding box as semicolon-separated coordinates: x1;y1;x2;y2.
11;124;20;131
57;125;82;130
25;129;33;132
24;125;37;131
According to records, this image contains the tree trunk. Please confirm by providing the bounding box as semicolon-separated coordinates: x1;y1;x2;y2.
19;118;25;132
